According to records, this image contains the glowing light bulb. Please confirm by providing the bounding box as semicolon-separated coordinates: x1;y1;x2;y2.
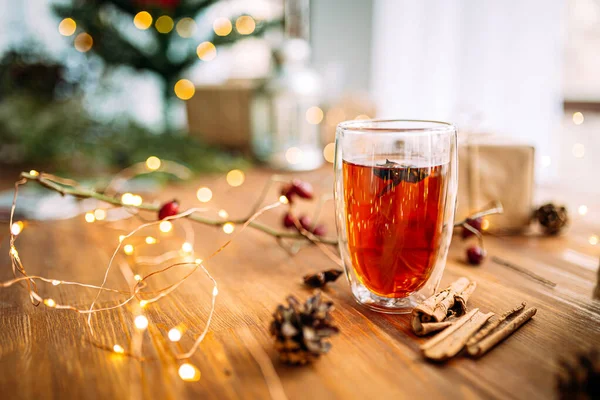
119;235;126;242
59;18;77;36
134;274;142;281
133;11;152;30
145;236;157;244
196;187;213;203
123;244;134;255
305;106;324;125
195;258;203;264
323;142;335;163
29;170;39;177
218;209;229;219
85;212;95;223
196;41;217;61
146;156;161;170
134;315;149;330
572;143;585;158
51;280;61;286
226;169;245;187
223;222;235;234
590;235;599;245
235;16;255;35
159;220;173;233
178;363;201;381
174;79;195;100
140;300;148;308
11;221;24;236
155;15;174;33
279;195;289;204
168;328;182;342
213;18;232;36
181;242;193;253
176;17;196;38
44;298;56;308
212;286;219;296
94;209;106;221
572;112;584;125
481;219;490;231
578;205;588;216
285;147;303;164
74;32;93;52
113;344;125;354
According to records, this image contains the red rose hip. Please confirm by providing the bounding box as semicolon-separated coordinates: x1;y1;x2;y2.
158;200;179;220
466;246;486;265
462;217;482;239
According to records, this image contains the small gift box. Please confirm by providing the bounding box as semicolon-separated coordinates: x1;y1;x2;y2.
457;135;535;233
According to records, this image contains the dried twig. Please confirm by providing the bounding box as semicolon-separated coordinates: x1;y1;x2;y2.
491;256;556;288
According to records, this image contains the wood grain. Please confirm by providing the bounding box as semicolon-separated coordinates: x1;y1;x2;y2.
0;168;598;400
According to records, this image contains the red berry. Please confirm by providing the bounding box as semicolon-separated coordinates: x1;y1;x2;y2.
282;212;296;229
280;184;295;203
299;215;312;231
158;200;179;220
466;246;486;265
290;179;314;200
462;217;482;239
312;224;327;236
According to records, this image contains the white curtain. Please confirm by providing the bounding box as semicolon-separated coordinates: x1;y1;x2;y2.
370;0;566;182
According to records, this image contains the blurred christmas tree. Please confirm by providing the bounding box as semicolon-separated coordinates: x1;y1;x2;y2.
52;0;279;131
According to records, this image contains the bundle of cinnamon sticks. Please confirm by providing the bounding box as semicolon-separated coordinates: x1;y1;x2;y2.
412;277;537;362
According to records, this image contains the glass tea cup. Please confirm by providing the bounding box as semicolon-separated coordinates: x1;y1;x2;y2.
334;120;458;313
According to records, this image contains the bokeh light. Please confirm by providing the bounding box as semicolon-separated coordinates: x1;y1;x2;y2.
113;344;125;354
181;242;193;253
226;169;245;187
196;187;213;203
178;363;201;382
285;147;303;164
235;16;255;35
306;106;324;125
134;315;149;330
481;219;490;231
578;205;588;216
541;155;551;168
589;235;599;245
323;142;335;163
11;221;24;236
94;209;106;221
218;209;229;219
213;17;232;36
145;156;161;170
572;112;584;125
58;18;77;36
168;328;182;342
133;11;153;30
174;79;195;100
155;15;174;34
123;244;134;255
159;220;173;233
176;17;196;38
44;299;56;308
222;222;235;234
85;212;95;223
196;41;217;61
74;33;93;52
145;236;157;244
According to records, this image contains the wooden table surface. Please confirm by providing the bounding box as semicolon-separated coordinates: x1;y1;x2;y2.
0;168;598;400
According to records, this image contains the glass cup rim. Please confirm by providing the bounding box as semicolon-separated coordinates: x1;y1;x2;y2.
337;119;455;134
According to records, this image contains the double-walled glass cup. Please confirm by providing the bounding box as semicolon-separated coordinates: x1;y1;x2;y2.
334;120;458;313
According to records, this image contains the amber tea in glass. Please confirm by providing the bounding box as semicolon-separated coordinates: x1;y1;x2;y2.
334;120;457;313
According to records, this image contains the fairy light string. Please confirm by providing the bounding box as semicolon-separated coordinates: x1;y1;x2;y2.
4;165;336;371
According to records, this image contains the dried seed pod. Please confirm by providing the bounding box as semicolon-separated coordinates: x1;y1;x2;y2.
270;292;339;365
534;203;568;235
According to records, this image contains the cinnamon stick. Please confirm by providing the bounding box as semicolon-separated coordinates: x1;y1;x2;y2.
421;309;495;361
466;302;526;347
467;306;537;358
412;277;477;336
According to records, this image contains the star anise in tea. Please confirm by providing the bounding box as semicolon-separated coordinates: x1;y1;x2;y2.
374;159;429;196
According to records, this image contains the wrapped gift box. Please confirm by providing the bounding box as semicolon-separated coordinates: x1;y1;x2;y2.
457;135;535;233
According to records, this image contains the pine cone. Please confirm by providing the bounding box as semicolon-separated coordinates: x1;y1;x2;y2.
557;349;600;400
270;292;339;365
534;203;568;235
